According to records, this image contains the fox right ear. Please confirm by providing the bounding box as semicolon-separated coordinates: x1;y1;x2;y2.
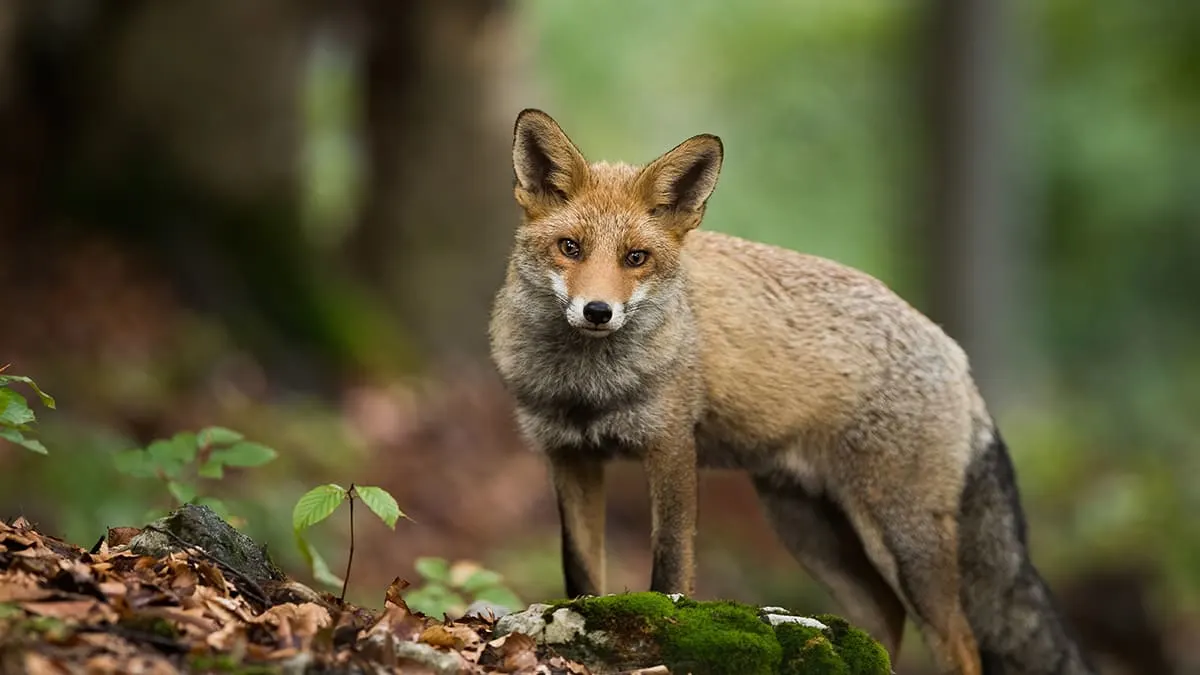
512;109;589;211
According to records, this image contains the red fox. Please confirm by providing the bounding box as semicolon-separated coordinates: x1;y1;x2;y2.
489;109;1095;675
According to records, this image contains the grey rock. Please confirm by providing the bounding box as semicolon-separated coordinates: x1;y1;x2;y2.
392;641;464;675
543;607;590;644
494;602;552;640
129;504;286;586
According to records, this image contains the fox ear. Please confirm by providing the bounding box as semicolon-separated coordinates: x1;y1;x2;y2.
637;134;723;226
512;109;589;210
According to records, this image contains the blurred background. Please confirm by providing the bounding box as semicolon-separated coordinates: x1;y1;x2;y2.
0;0;1196;673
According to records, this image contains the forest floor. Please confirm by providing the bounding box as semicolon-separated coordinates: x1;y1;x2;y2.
0;515;600;675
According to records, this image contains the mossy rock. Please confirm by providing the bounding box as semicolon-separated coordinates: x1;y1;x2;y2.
495;592;890;675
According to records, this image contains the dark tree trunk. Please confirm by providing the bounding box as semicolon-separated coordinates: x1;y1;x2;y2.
0;0;371;393
346;0;517;370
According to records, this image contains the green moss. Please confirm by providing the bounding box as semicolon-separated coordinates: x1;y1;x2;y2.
663;601;781;675
777;623;847;675
816;614;892;672
812;614;891;675
564;592;678;625
540;594;888;675
813;614;851;640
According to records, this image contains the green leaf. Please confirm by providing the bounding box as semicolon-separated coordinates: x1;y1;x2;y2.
292;484;347;531
294;531;343;589
197;459;224;480
404;584;463;619
460;568;504;594
414;557;450;584
0;427;47;454
146;438;190;478
113;449;158;477
354;485;405;529
170;432;198;462
198;426;244;447
0;375;55;409
167;480;197;505
310;547;344;589
472;585;522;611
211;442;277;468
0;389;34;427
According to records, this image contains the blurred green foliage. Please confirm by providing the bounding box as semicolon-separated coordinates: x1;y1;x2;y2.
113;427;279;523
403;557;523;620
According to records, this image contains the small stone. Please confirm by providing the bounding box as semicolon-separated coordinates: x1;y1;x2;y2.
493;603;551;641
392;641;464;675
543;608;588;644
759;606;790;614
762;613;828;630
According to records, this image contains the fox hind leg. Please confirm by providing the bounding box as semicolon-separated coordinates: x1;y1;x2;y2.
752;474;908;661
839;482;982;675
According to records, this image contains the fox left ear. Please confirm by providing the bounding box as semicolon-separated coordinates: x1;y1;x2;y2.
636;134;724;227
512;109;589;212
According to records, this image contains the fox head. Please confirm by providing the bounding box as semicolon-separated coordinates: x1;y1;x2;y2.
508;109;723;338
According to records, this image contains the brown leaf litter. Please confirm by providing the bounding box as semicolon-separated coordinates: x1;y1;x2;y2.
0;516;607;674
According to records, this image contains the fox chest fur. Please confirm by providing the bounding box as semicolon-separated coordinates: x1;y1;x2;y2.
490;273;703;459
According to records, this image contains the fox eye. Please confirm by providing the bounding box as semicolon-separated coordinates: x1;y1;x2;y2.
558;238;581;258
625;250;649;267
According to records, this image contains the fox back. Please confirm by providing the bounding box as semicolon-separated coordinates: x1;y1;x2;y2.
489;109;1095;675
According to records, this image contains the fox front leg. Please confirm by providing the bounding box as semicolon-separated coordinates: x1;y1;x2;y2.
550;453;607;598
645;435;699;596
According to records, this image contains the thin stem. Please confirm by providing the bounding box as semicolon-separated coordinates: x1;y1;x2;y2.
340;483;357;603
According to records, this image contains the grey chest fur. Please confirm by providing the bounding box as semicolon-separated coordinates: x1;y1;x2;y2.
502;332;678;456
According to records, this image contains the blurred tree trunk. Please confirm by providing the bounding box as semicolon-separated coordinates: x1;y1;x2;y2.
918;0;1020;406
346;0;517;370
0;0;377;393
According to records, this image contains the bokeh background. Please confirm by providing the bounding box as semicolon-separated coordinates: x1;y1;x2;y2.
1;1;1197;673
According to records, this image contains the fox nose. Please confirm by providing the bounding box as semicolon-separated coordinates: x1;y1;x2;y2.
582;301;612;325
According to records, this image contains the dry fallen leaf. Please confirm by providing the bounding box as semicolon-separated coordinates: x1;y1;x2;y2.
0;570;55;602
420;624;465;649
21;599;117;623
105;527;142;548
384;576;411;608
362;597;424;644
22;651;70;675
248;602;332;652
205;619;248;652
499;631;539;672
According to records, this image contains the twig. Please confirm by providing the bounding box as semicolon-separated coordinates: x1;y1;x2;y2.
340;484;357;603
143;524;270;609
